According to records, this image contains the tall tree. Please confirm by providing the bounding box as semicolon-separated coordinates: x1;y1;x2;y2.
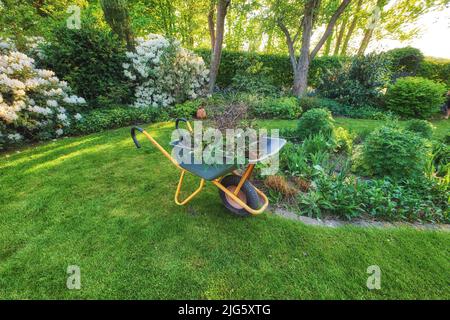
357;0;386;55
100;0;135;51
333;17;347;55
208;0;231;93
276;0;352;96
340;0;363;55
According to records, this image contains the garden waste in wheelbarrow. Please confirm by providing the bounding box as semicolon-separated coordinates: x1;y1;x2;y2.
131;118;286;216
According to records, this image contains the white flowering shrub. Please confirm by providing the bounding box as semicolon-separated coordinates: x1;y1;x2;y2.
0;40;86;149
123;34;209;108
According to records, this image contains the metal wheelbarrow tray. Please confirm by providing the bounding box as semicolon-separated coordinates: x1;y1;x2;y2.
130;118;286;216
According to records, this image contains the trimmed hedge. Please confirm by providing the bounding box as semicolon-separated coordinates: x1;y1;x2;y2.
70;106;167;135
195;49;346;89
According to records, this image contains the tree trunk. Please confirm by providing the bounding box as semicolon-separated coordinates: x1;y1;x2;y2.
310;0;351;59
277;0;352;96
293;0;318;97
333;18;347;55
209;0;231;93
100;0;135;51
277;19;298;71
357;28;373;55
341;0;363;55
208;0;216;51
323;29;334;56
294;0;351;96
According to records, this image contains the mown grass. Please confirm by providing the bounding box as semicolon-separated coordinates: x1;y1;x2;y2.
0;122;449;299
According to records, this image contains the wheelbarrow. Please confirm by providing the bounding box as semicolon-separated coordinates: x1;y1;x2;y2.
130;118;286;216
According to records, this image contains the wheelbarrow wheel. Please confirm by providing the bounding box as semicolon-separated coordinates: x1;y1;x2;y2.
218;175;261;217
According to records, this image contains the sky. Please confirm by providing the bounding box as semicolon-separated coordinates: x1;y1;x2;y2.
369;6;450;59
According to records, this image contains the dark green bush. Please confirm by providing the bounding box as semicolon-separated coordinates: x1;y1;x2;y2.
252;97;301;119
169;100;203;119
316;53;392;108
386;46;424;78
297;108;335;140
404;119;434;139
70;106;166;135
361;125;431;180
297;96;323;111
39;22;133;109
384;77;446;119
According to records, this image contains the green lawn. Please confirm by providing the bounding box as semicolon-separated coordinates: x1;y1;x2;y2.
258;117;450;140
0;121;449;299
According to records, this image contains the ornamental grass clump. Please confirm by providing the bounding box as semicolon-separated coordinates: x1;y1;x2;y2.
124;34;209;108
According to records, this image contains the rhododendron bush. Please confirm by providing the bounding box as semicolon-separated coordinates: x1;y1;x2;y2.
0;40;86;149
123;34;209;108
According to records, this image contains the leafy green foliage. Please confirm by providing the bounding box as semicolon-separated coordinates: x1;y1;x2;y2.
361;125;432;180
39;22;133;108
316;53;392;107
301;133;334;155
300;175;449;222
384;77;446;119
404;119;435;139
298;96;395;120
169;100;203;119
230;54;277;95
430;141;450;177
252;97;301;119
332;127;353;153
297;108;335;140
279;142;309;176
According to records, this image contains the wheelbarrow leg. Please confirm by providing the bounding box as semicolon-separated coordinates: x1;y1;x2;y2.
174;170;205;206
234;164;255;195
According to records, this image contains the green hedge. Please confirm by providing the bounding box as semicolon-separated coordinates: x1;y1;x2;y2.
70;106;167;135
195;49;449;90
195;49;346;89
417;59;450;88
